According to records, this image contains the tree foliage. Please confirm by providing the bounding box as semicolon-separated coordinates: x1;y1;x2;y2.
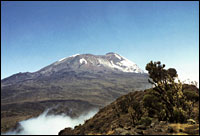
115;93;143;125
144;61;195;123
128;98;143;125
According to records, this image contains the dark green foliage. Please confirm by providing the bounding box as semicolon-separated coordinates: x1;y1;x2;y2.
127;94;143;125
116;96;132;114
128;100;143;125
143;93;164;119
145;61;168;83
145;61;178;84
167;68;178;79
144;61;196;123
183;90;199;103
115;92;143;125
138;117;152;126
172;108;187;123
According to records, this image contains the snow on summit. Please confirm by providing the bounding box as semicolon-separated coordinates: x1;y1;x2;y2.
114;54;122;60
58;57;67;62
105;52;144;73
48;52;144;74
70;54;80;58
80;58;87;64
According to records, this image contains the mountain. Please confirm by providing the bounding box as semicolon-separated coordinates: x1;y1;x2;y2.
59;84;199;135
1;52;151;133
2;52;144;85
39;52;144;75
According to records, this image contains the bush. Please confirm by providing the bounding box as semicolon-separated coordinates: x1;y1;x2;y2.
144;61;194;123
128;101;143;125
138;117;152;126
183;90;199;102
143;93;163;118
172;108;187;123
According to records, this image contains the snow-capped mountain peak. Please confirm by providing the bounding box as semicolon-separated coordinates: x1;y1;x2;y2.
104;52;143;73
38;53;144;75
58;54;80;62
80;58;87;64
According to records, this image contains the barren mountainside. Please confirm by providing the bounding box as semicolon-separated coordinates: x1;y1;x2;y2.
1;53;151;133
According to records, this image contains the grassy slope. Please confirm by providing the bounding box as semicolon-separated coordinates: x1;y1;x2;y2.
59;84;199;135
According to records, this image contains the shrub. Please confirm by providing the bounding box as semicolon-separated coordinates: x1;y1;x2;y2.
143;93;163;118
144;61;193;123
138;117;152;126
172;108;187;123
183;90;199;103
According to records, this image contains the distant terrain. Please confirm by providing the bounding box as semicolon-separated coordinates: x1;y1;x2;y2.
1;53;151;133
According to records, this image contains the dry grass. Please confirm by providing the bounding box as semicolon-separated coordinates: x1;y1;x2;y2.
172;132;188;135
106;130;115;135
169;123;199;135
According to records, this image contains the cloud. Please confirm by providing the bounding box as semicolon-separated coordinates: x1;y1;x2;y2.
2;109;98;135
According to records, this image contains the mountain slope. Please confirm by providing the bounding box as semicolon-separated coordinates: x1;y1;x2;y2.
1;53;151;133
59;84;199;135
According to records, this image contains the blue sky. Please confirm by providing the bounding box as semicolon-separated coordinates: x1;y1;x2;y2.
1;1;199;83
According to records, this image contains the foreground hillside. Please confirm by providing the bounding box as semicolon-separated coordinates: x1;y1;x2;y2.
59;84;199;135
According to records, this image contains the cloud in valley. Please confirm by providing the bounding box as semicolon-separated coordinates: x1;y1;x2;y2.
2;109;98;135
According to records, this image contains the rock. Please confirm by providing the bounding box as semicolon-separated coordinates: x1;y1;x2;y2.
159;121;167;125
120;131;131;135
184;129;199;135
135;129;143;135
150;122;156;128
58;127;73;135
118;123;123;128
74;124;81;129
124;126;131;130
111;123;118;130
114;128;124;134
183;124;199;135
167;126;173;133
129;128;138;135
114;128;132;135
136;125;147;130
187;119;196;124
155;128;162;132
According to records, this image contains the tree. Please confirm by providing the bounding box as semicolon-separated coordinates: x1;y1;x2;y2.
144;61;191;123
143;92;166;120
128;99;142;125
114;93;143;125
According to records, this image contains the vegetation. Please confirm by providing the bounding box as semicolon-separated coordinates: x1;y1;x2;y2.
114;91;143;125
138;117;152;126
58;62;199;135
113;61;199;127
143;61;197;123
59;84;199;135
59;60;199;135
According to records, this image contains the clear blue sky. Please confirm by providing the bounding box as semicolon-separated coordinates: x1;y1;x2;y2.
1;1;199;83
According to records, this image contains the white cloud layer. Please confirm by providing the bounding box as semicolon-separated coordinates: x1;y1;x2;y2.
2;109;98;135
